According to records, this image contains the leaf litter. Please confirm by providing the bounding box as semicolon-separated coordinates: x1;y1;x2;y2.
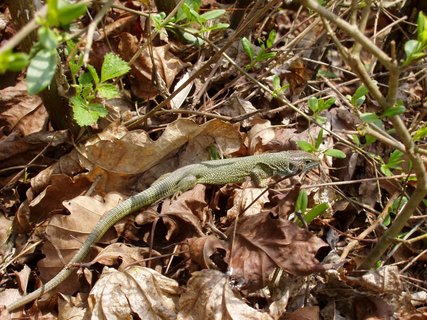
0;0;426;319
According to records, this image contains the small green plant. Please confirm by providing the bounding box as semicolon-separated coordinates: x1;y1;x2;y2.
68;51;130;126
379;150;405;177
349;84;369;107
241;30;277;70
383;195;408;226
271;75;289;97
402;11;427;67
151;0;228;46
307;96;335;124
297;129;346;159
0;0;87;94
295;190;329;226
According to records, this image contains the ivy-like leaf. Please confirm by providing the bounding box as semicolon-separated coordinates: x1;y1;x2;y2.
71;96;108;126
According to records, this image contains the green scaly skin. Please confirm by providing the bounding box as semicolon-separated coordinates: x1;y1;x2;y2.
7;150;319;311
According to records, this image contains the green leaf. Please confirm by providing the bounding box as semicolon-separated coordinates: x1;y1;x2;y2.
100;53;130;82
26;49;57;95
360;112;380;123
320;97;336;111
38;27;58;50
295;190;308;214
324;149;346;159
87;64;99;85
98;83;119;99
351;85;368;107
382;101;405;117
78;71;93;86
418;11;426;42
0;50;29;73
57;0;87;26
297;140;315;152
387;150;404;169
380;164;393;176
317;69;338;78
351;134;361;147
314;115;327;125
47;0;59;26
413;126;427;141
308;96;318;112
200;9;225;21
303;203;329;224
404;40;420;59
182;32;204;45
203;23;229;32
266;29;276;48
71;96;108;126
242;37;254;62
315;129;323;150
272;75;281;91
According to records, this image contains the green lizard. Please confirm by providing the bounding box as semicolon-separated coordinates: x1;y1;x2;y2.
6;150;319;311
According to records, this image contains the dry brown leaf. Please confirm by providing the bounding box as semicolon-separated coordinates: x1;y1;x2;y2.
178;269;274;320
0;81;47;136
188;235;227;270
28;174;91;222
117;32;185;99
88;266;179;319
226;211;327;292
226;186;270;220
78;119;242;193
30;149;83;194
345;265;403;294
284;58;312;98
37;193;123;294
90;243;163;272
284;306;320;320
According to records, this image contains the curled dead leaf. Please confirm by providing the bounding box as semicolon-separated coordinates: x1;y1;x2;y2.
88;267;179;319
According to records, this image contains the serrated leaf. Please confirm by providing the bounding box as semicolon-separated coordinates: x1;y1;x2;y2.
26;49;57;95
295;190;308;214
101;53;130;82
297;140;315;152
71;96;108;126
98;83;119;99
87;64;99;85
241;37;254;62
303;203;329;224
324;149;346;159
200;9;225;21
